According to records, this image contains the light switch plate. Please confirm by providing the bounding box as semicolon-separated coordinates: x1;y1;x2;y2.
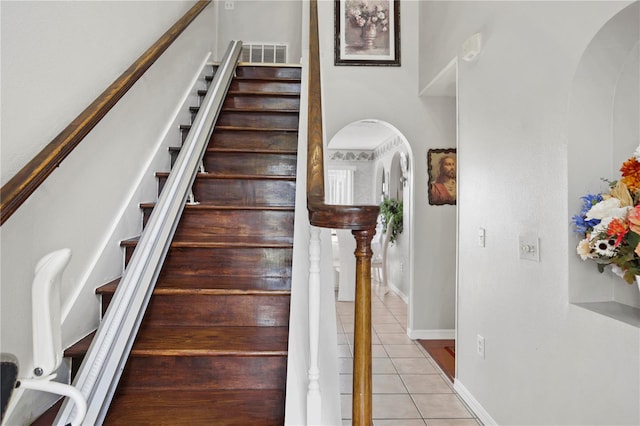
519;234;540;261
478;227;486;247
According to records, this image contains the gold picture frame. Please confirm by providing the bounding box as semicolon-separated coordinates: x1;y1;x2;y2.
427;149;456;206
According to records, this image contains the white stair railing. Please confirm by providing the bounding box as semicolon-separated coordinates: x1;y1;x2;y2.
306;226;322;424
55;41;243;426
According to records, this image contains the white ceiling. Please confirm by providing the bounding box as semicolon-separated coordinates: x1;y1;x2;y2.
328;120;398;151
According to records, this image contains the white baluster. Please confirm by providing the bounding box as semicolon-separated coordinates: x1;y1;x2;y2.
307;226;322;424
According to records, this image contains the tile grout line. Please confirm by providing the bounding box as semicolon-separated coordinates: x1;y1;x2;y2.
336;286;482;425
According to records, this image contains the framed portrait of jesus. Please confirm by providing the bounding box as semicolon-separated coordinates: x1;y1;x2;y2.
427;149;456;206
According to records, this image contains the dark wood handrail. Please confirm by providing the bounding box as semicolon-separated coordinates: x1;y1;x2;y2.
307;1;379;424
0;0;211;226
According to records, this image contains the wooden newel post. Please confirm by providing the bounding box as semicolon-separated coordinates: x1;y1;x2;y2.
351;228;375;426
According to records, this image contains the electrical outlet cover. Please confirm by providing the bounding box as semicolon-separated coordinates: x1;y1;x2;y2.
477;335;485;358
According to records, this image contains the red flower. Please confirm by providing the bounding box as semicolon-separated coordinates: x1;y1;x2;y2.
607;217;629;247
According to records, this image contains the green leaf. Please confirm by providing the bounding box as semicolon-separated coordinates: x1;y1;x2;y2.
380;198;403;243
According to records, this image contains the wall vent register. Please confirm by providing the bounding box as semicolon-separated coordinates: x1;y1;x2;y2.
241;42;288;64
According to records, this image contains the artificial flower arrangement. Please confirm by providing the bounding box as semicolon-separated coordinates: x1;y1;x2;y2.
346;1;389;32
572;145;640;284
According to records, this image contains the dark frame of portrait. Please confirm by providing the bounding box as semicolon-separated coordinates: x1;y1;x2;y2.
427;148;457;206
334;0;401;66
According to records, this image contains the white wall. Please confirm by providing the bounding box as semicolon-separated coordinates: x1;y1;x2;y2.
420;1;639;424
216;0;302;63
373;144;413;301
318;0;457;337
411;96;457;337
0;1;217;423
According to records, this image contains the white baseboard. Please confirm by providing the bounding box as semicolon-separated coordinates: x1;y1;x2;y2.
407;328;455;340
387;283;408;303
454;379;498;426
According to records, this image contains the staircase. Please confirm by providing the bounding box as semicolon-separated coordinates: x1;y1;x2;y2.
44;64;301;425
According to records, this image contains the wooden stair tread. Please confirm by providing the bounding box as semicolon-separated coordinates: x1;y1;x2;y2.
96;280;118;294
172;236;294;245
216;125;298;134
96;275;291;296
169;145;298;155
229;90;300;96
191;106;299;113
140;202;295;211
148;288;290;296
214;125;298;132
105;389;285;425
198;172;297;180
63;330;96;357
175;239;292;248
96;279;291;295
157;275;291;290
233;77;301;83
120;237;293;248
131;325;289;356
209;147;297;154
181;124;298;132
173;203;297;213
223;107;299;113
156;171;296;180
199;89;301;96
193;104;299;111
236;75;301;80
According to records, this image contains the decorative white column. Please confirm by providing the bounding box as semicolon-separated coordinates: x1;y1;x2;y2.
307;225;322;424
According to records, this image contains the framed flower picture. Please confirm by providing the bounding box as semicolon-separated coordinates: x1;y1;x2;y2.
334;0;400;66
427;149;456;206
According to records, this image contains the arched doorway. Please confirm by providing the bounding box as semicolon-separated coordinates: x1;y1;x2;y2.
327;119;414;315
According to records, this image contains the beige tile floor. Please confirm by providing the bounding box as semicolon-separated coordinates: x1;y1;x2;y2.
336;285;482;426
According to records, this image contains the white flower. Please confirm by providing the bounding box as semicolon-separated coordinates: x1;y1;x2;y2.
584;198;629;221
589;214;631;240
589;216;613;238
577;238;594;260
634;144;640;161
592;238;617;257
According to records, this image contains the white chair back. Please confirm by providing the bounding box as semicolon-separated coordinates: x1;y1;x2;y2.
32;248;71;377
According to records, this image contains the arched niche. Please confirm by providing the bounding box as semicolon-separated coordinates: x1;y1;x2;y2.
568;1;640;319
389;151;406;202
